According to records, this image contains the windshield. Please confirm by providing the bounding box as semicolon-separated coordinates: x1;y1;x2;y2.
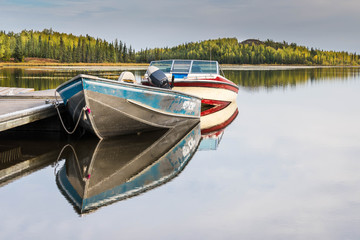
191;61;218;74
150;60;173;73
149;60;219;74
172;60;191;73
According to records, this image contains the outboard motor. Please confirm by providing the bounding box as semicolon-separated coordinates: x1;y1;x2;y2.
147;66;171;89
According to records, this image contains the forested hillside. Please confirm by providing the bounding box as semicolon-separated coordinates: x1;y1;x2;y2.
0;29;135;63
1;29;359;65
137;38;360;65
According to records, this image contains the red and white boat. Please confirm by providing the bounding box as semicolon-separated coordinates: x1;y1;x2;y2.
141;61;239;151
142;60;239;106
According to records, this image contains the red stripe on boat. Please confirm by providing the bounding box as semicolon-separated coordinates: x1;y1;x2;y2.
192;76;236;85
174;81;239;93
201;99;230;116
141;76;239;93
201;108;239;135
213;76;237;85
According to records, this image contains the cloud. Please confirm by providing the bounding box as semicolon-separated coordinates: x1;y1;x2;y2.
0;0;359;52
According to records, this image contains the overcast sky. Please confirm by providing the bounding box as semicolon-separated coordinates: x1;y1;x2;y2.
1;0;359;53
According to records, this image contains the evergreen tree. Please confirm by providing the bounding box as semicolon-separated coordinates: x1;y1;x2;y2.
13;36;24;62
59;36;65;62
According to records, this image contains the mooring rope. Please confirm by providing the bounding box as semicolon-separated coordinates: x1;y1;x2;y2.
53;90;87;135
55;106;85;135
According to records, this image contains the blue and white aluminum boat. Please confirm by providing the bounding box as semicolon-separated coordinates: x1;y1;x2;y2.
56;74;201;139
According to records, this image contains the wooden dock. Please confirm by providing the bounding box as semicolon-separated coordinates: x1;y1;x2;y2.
0;87;63;132
0;88;66;183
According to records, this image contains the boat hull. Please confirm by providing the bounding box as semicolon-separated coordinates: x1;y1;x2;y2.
172;75;238;102
56;75;201;139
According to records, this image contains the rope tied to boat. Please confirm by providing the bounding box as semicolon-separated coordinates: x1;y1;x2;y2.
53;90;88;135
55;105;86;135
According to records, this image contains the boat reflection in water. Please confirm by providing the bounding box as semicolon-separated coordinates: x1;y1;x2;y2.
56;98;238;215
199;100;238;151
56;119;201;215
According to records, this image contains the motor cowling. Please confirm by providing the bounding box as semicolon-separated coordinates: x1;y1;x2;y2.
147;66;171;89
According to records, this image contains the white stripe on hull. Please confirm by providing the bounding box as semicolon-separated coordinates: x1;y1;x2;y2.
173;86;237;102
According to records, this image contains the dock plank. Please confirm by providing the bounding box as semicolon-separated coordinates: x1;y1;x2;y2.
0;87;34;95
0;89;57;99
0;99;59;132
0;99;52;116
0;89;64;132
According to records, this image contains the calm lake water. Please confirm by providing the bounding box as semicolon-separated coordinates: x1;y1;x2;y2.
1;67;360;240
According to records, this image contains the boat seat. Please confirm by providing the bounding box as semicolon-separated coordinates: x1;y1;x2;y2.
118;71;136;84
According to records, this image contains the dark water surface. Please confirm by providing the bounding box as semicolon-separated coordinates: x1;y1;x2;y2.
1;67;360;239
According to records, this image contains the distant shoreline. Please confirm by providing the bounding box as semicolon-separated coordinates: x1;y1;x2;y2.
220;64;360;70
1;62;359;71
0;62;148;67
